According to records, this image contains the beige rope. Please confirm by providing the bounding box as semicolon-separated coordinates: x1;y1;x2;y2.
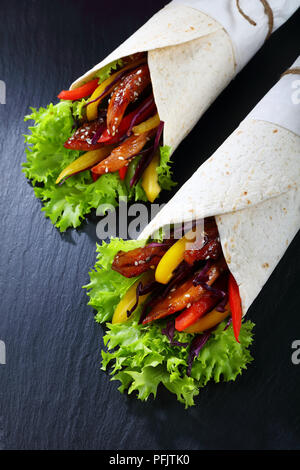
236;0;274;41
281;67;300;78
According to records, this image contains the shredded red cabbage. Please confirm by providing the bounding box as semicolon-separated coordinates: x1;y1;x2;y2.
91;122;106;145
126;95;155;136
187;330;213;376
130;121;164;187
187;314;233;376
192;261;213;284
127;280;160;318
84;65;141;109
224;316;232;330
162;319;189;348
146;242;172;248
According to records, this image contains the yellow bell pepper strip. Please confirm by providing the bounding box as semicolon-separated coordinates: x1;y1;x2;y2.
155;236;186;284
112;271;154;324
183;303;231;333
86;75;121;122
86;57;146;121
132;113;160;135
141;151;161;202
55;146;114;184
155;229;196;284
57;78;99;101
228;273;242;342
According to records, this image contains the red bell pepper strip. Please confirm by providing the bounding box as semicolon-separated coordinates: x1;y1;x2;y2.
119;166;128;180
228;273;242;343
98;99;156;145
91;171;100;182
175;293;219;332
58;78;99;101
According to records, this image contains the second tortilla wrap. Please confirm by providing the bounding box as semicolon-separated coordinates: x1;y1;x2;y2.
70;0;298;155
71;1;235;153
139;61;300;316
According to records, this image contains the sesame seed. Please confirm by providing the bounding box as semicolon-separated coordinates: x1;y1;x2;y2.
186;303;191;309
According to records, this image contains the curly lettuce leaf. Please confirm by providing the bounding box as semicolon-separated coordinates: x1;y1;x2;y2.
84;238;255;407
23;102;175;231
84;239;146;323
157;145;176;191
93;58;124;84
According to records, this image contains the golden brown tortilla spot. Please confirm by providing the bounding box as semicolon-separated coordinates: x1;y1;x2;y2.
226;256;231;264
243;191;248;196
224;242;228;249
262;263;269;269
247;200;251;205
286;239;289;246
190;26;195;30
269;216;272;220
236;130;243;135
273;129;278;133
226;171;230;175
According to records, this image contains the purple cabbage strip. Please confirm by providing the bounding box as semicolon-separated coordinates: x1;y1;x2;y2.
130;121;164;187
159;261;193;301
138;281;166;324
126;95;155;136
91;123;106;145
146;242;171;248
127;280;159;319
192;260;213;285
186;313;232;376
172;219;204;239
127;281;143;318
83;65;141;109
162;319;189;348
187;330;213;376
224;316;232;331
129;146;154;187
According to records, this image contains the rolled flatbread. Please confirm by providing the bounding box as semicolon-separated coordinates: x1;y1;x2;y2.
71;0;298;154
139;58;300;315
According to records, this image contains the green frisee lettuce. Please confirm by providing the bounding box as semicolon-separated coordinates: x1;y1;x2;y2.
84;238;255;407
23;60;175;231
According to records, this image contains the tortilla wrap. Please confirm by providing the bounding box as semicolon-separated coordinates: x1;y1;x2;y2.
71;2;234;153
70;1;298;154
139;61;300;316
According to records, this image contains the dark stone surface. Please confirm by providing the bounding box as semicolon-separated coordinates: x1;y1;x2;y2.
0;0;299;450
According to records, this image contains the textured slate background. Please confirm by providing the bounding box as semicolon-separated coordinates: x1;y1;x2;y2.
0;0;300;450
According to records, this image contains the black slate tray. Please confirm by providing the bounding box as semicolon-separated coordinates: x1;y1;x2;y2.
0;0;299;450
